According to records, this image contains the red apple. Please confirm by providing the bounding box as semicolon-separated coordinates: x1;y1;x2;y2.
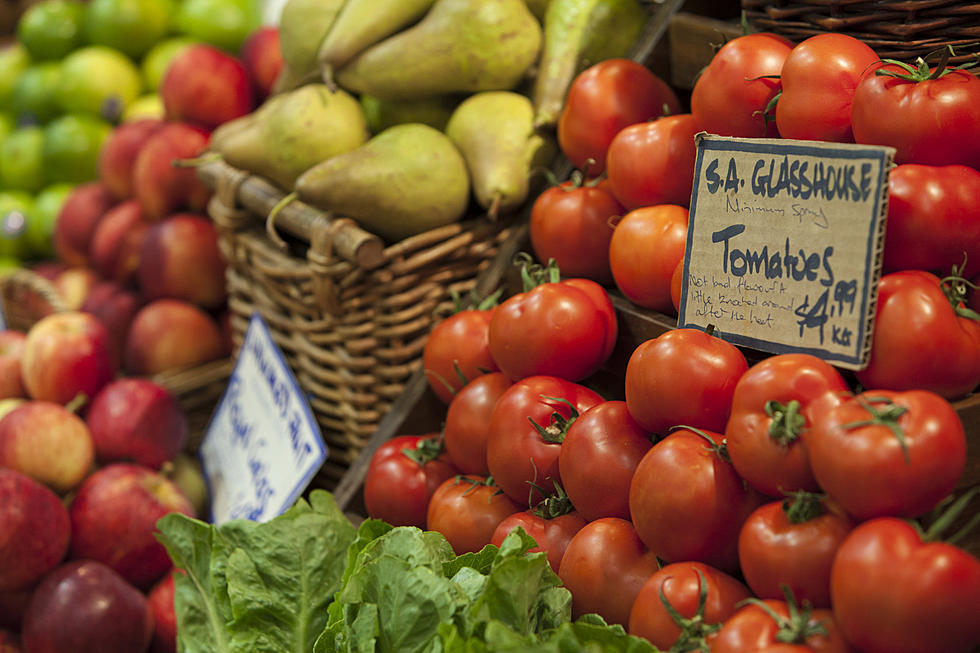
132;123;212;221
98;119;166;200
89;200;152;284
0;331;26;399
0;629;19;653
87;378;188;469
21;311;116;405
0;588;30;630
124;299;225;376
52;265;101;310
148;571;177;653
0;401;95;492
0;469;70;592
21;560;153;653
240;26;283;100
0;399;25;422
138;213;227;309
68;463;195;589
161;44;254;130
80;280;144;368
52;182;116;267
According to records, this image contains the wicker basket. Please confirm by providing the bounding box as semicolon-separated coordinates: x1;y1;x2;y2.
0;268;233;451
741;0;980;64
198;159;515;491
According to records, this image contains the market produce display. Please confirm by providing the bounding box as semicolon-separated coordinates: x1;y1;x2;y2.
1;0;980;652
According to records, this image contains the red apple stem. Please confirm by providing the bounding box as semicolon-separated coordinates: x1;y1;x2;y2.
64;393;88;414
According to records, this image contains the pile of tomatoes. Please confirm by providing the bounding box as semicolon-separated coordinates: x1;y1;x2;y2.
362;31;980;653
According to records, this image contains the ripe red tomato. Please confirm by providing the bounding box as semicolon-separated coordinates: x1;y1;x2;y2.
628;561;751;650
362;434;459;529
857;270;980;399
488;266;617;382
426;475;521;555
528;177;623;285
443;372;512;475
806;390;966;520
422;307;498;404
691;33;794;138
724;353;851;497
625;328;748;436
557;400;653;521
558;58;681;175
608;204;689;313
489;499;587;572
882;164;980;277
708;598;853;653
775;34;879;142
486;375;603;505
557;517;660;627
738;493;853;609
605;113;701;210
851;61;980;168
628;427;765;573
830;517;980;653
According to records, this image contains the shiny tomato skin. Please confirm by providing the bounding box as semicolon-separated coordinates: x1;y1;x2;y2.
422;308;498;404
557;517;660;627
488;278;616;382
558;58;681;175
830;517;980;653
691;33;794;138
605;114;701;210
738;498;853;608
775;34;879;143
628;561;751;650
708;600;854;653
806;389;966;520
363;434;459;529
486;376;604;505
725;353;851;497
628;427;766;573
489;510;587;572
426;475;522;555
558;401;653;521
443;372;512;475
609;205;689;313
857;270;980;399
851;64;980;168
882;164;980;277
625;328;748;436
529;179;623;286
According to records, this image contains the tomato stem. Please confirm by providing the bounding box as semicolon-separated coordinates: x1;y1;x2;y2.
922;485;980;544
529;482;577;519
672;425;730;463
401;435;445;468
765;399;806;446
873;45;978;82
741;586;828;644
940;256;980;322
781;490;826;524
839;395;911;464
514;254;562;292
658;567;718;652
528;395;581;444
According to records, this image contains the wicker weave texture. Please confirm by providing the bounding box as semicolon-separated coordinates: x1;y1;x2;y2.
742;0;980;63
207;164;512;490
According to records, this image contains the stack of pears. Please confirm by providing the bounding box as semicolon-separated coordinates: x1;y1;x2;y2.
208;0;650;244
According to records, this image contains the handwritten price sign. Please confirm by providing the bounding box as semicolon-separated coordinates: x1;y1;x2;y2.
200;314;327;524
678;134;894;369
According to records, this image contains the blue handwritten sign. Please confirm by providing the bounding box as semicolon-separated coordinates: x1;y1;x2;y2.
678;134;894;369
200;313;326;524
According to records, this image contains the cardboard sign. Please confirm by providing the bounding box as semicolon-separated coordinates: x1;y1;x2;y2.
678;134;894;369
200;314;327;524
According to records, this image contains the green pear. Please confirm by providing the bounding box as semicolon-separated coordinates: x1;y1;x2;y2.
294;123;470;242
532;0;647;127
277;0;345;89
334;0;542;101
446;91;555;217
317;0;437;89
212;84;370;190
359;94;459;134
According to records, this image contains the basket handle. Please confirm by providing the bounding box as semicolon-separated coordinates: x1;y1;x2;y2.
197;159;385;270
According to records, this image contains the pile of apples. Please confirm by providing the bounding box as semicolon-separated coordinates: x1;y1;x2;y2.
0;309;206;653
